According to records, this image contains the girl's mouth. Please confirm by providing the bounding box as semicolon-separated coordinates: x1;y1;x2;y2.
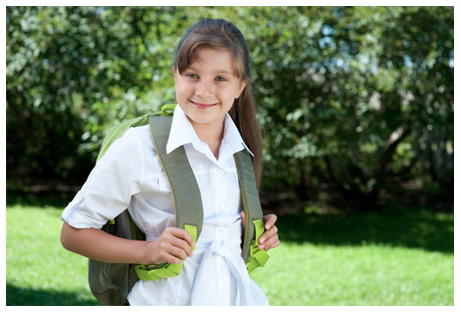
191;100;217;109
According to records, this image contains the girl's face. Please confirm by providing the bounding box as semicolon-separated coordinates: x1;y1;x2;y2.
174;47;247;131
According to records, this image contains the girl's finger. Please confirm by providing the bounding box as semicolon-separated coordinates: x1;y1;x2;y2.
259;225;278;244
168;244;192;261
263;214;277;230
164;252;186;265
168;236;194;258
170;228;195;248
259;234;280;251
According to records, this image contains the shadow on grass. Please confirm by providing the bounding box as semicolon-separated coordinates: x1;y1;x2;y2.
275;204;454;253
6;283;99;306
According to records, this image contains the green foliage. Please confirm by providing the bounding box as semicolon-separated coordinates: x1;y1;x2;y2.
244;7;454;199
6;7;454;203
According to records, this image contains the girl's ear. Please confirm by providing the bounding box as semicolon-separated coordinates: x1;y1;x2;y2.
235;79;249;99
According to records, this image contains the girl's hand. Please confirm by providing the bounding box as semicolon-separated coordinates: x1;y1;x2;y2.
240;212;280;251
259;214;280;251
144;227;195;266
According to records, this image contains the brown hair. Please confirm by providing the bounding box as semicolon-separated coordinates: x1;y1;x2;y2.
174;19;262;189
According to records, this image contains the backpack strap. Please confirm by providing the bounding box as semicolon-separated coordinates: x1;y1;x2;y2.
135;115;204;281
234;150;270;272
149;115;204;237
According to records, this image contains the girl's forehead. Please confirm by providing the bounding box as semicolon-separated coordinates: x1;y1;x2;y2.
187;48;237;74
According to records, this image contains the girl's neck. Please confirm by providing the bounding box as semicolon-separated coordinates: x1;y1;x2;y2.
189;119;224;160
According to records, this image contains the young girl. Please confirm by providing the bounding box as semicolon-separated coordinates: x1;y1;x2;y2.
60;18;280;306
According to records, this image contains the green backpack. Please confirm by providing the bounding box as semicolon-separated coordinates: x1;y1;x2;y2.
88;104;269;306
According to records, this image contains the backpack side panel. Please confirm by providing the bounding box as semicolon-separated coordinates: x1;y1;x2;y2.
88;210;143;306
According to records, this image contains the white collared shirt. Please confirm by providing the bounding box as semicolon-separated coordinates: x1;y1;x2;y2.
61;105;268;306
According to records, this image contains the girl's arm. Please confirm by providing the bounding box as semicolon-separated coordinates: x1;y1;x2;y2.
60;222;195;266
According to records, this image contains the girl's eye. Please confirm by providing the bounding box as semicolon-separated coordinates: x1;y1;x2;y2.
216;77;227;82
186;73;198;79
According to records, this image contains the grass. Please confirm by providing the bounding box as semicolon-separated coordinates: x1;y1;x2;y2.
6;205;99;306
251;243;453;305
6;202;454;306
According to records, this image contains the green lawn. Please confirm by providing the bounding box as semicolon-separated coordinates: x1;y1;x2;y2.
252;243;453;305
6;203;454;306
6;205;98;306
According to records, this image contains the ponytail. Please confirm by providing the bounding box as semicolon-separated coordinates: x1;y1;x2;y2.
229;84;262;190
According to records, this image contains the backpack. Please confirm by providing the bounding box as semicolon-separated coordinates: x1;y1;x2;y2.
88;104;269;306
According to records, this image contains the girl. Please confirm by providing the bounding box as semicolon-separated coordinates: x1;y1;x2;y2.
60;18;280;306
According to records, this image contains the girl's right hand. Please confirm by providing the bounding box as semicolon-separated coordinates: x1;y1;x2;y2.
144;227;195;266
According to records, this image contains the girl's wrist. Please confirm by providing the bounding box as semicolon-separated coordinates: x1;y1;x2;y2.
139;239;161;266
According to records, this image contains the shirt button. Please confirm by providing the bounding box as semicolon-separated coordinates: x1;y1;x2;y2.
216;167;223;174
218;203;225;210
221;266;228;273
219;227;225;235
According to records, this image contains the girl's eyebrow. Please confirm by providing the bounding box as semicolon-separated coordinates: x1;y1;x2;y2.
217;70;233;75
185;65;233;75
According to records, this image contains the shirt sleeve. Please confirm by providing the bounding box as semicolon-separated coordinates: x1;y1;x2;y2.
61;127;145;229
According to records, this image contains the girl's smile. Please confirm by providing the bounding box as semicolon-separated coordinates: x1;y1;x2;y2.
190;100;218;109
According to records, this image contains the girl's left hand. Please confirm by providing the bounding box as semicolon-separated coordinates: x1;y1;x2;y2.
241;212;280;251
259;214;280;251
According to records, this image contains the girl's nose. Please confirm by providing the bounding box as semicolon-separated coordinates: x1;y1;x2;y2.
196;80;213;97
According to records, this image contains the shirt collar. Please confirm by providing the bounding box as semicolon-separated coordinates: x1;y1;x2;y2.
166;105;254;158
221;112;254;157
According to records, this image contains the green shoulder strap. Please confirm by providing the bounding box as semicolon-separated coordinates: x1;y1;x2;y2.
235;150;270;272
134;115;204;281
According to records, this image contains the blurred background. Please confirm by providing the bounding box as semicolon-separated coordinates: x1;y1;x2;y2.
6;6;454;306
